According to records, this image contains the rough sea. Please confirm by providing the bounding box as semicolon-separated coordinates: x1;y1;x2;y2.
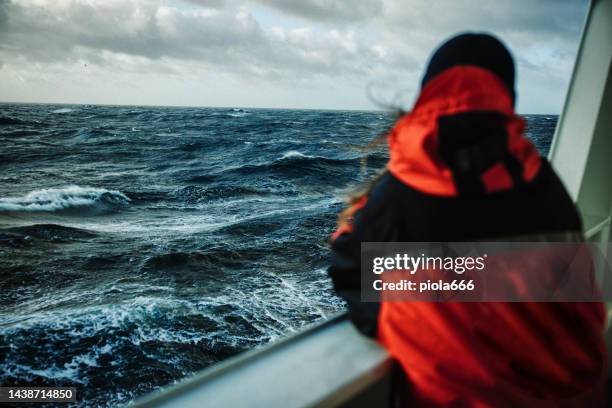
0;103;557;407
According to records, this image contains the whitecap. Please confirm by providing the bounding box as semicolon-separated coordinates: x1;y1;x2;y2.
0;185;130;213
51;108;73;114
280;150;314;160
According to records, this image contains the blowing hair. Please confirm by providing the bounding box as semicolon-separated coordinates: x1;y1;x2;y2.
336;86;406;230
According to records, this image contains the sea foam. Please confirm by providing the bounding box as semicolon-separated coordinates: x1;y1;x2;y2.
280;150;314;160
51;108;74;114
0;185;130;213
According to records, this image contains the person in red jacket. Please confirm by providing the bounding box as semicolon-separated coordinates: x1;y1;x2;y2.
328;33;607;407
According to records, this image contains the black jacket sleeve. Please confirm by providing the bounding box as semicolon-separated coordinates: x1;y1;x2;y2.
328;173;399;338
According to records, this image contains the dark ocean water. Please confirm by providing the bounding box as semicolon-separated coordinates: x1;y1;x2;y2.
0;103;557;407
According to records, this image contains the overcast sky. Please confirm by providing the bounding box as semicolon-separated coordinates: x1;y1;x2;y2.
0;0;588;113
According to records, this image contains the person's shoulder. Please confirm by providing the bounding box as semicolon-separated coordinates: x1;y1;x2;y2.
527;158;556;185
369;170;443;209
370;171;421;200
523;158;572;198
366;171;413;211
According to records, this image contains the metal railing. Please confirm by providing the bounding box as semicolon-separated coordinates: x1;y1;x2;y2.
131;314;392;408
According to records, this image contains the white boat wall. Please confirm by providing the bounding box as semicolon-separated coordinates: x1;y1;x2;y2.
132;0;612;406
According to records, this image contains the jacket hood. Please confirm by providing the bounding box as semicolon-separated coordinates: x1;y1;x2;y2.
387;65;541;197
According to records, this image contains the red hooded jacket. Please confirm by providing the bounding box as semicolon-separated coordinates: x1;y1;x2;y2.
328;65;607;407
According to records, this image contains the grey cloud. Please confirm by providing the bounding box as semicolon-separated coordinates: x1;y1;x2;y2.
380;0;587;54
371;0;589;84
0;0;8;26
178;0;227;8
0;0;398;80
254;0;384;22
0;1;266;62
382;0;586;36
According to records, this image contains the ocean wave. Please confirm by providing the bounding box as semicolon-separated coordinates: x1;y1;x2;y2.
3;359;91;385
220;154;359;181
184;174;217;184
228;112;249;118
207;108;251;119
0;116;31;126
0;186;130;214
141;247;262;272
280;150;314;160
2;129;43;138
0;286;332;406
75;127;110;137
172;184;274;204
2;224;97;243
51;108;74;114
212;112;250;119
255;138;308;146
230;108;248;114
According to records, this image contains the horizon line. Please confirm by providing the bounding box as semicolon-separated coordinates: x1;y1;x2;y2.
0;100;560;116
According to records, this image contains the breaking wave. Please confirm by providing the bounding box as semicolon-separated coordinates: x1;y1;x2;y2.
0;186;130;214
280;150;314;160
51;108;74;114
